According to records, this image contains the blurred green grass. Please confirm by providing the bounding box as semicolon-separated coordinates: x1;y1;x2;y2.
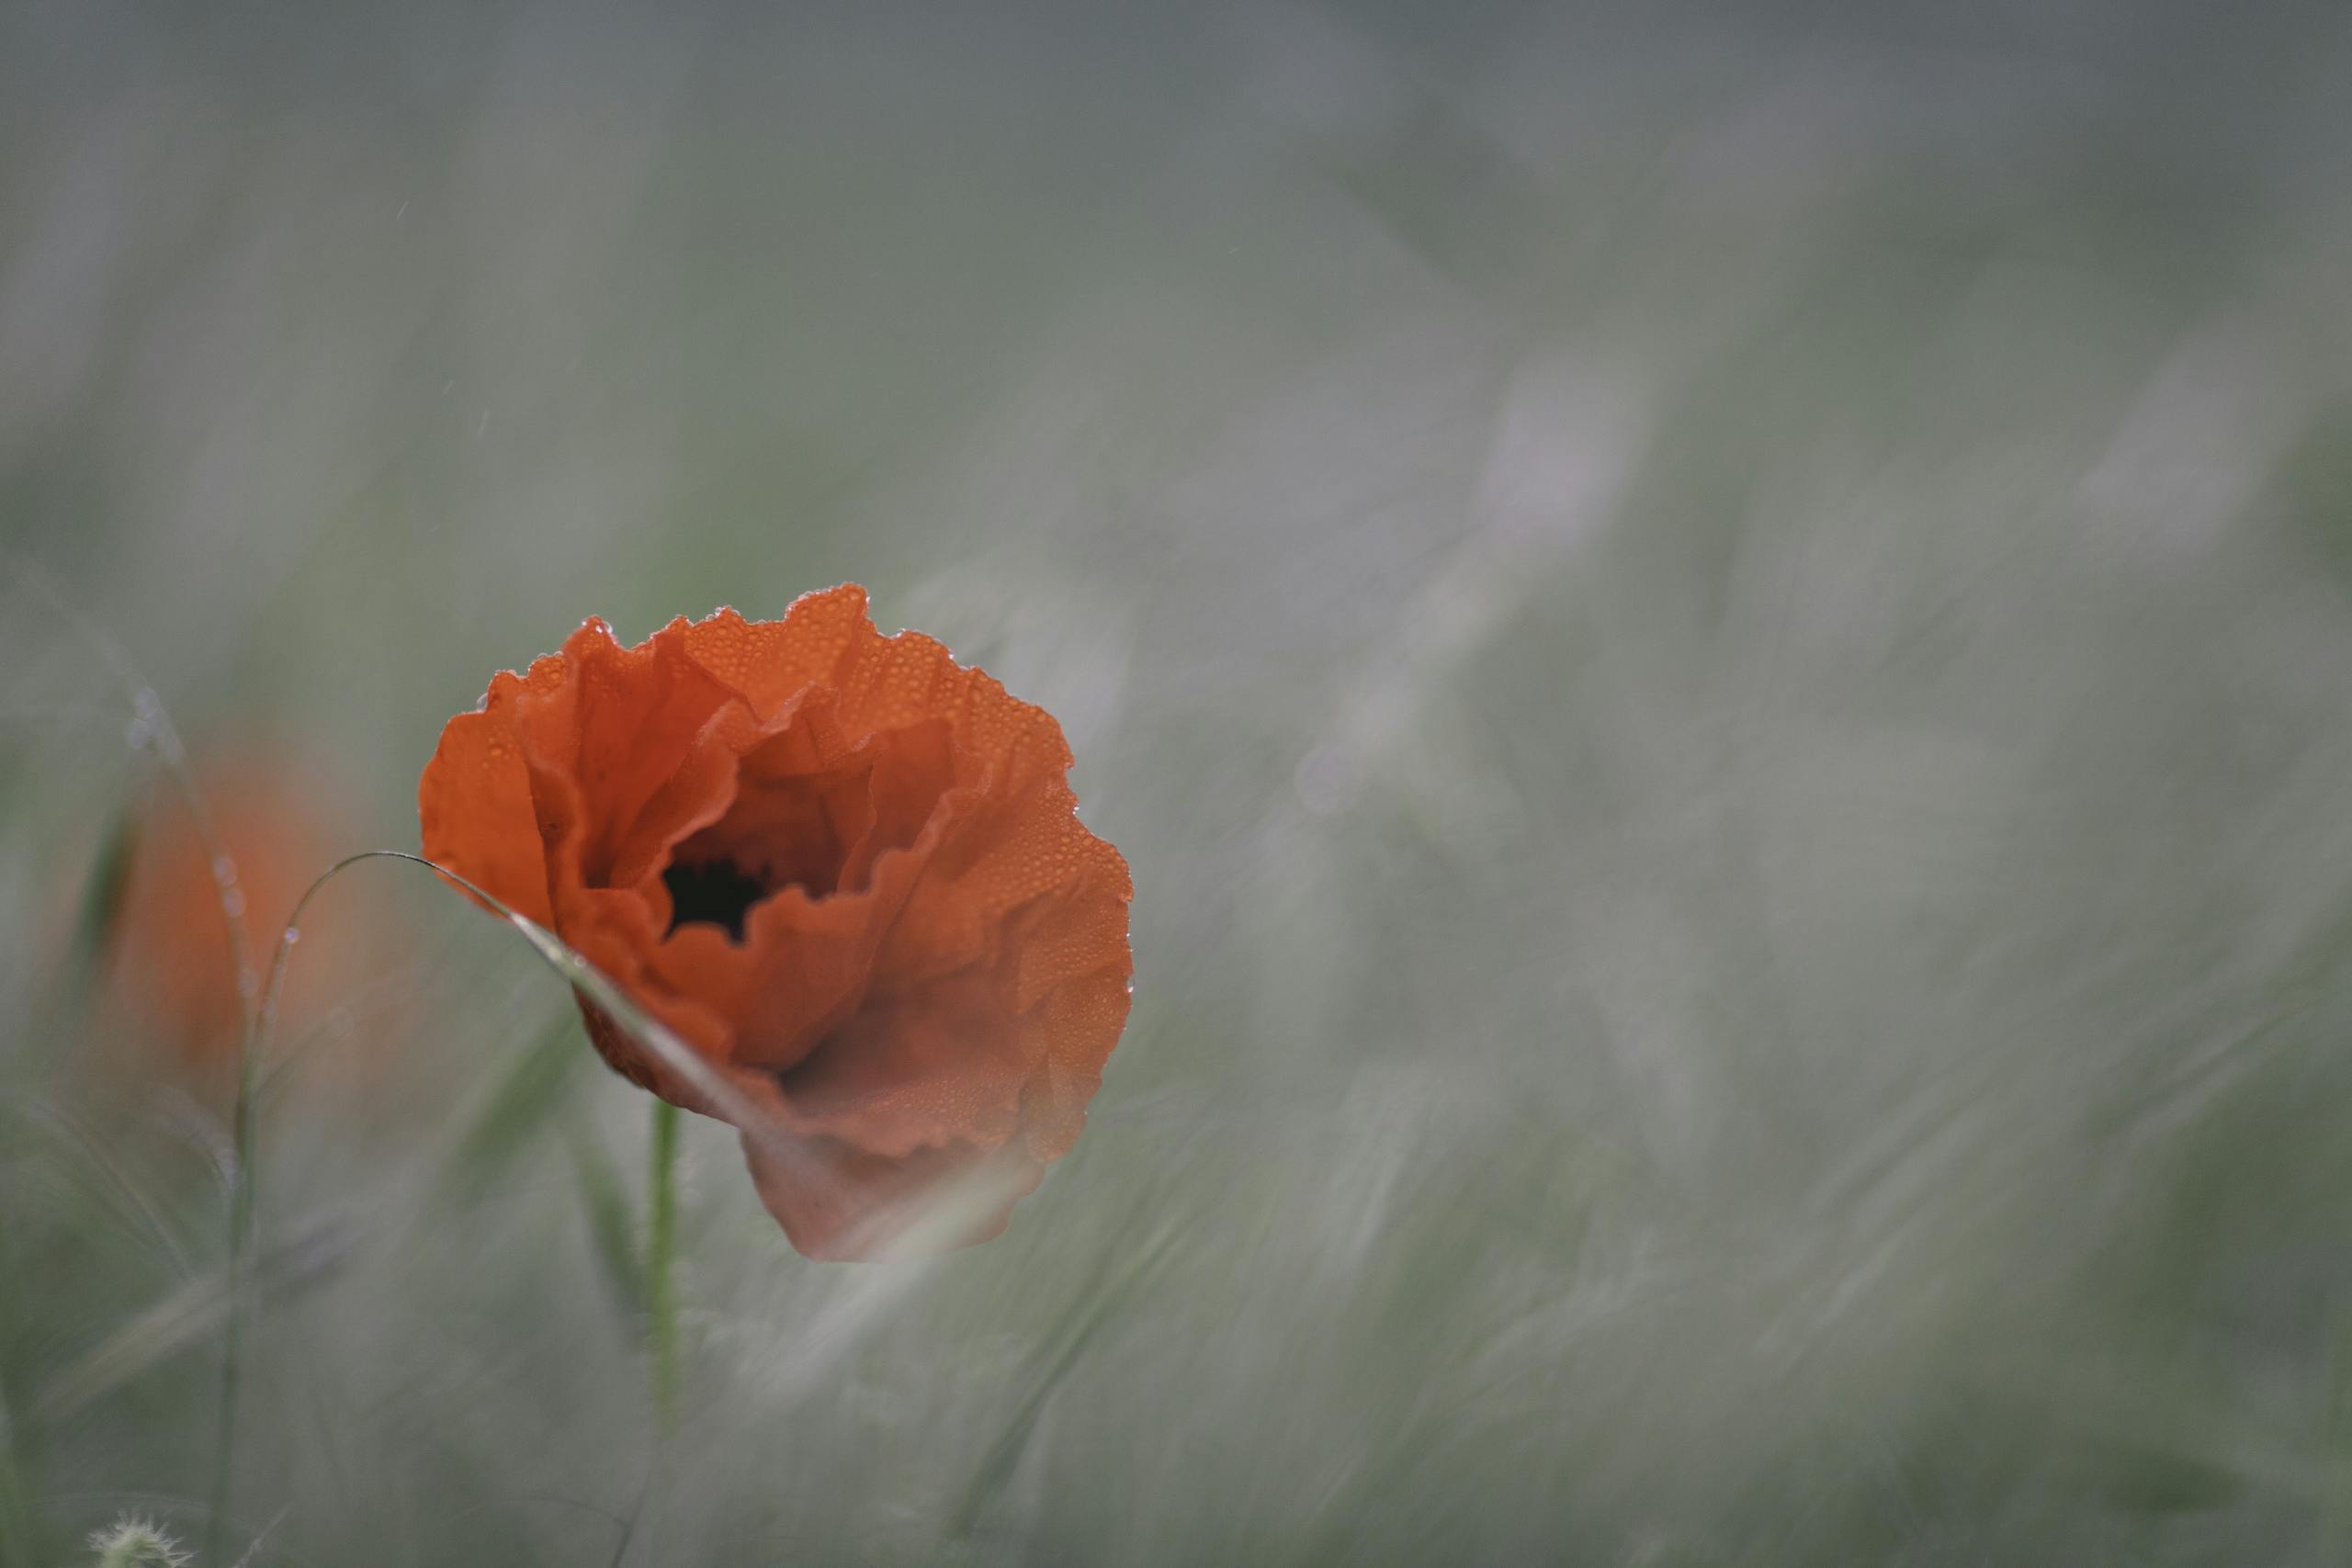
6;0;2352;1562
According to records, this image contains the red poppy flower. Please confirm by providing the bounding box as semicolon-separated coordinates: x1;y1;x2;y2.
418;585;1134;1259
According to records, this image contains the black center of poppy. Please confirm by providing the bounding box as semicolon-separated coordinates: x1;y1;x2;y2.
662;858;767;942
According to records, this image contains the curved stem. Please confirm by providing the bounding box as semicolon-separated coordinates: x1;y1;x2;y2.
206;850;384;1562
185;847;745;1558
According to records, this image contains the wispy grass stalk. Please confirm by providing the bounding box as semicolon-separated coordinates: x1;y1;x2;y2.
2;558;266;1568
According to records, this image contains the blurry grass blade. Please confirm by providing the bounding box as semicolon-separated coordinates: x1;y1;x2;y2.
40;797;141;1058
1303;85;1551;297
2323;1295;2352;1554
22;1100;199;1282
564;1111;644;1325
70;798;141;976
951;1222;1177;1538
227;1501;290;1568
0;1122;51;1568
435;1010;585;1209
0;1381;47;1568
42;1263;226;1427
36;1221;358;1422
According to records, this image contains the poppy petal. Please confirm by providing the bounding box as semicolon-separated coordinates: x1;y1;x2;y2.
419;586;1133;1259
419;702;555;927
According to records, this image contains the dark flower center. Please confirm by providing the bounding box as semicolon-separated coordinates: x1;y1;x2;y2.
662;858;770;942
656;716;956;945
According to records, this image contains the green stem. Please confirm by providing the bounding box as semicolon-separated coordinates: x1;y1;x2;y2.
3;559;270;1567
203;1028;264;1564
647;1099;682;1436
151;844;716;1556
201;850;397;1564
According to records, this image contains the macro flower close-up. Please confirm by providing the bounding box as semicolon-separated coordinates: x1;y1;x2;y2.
418;583;1134;1259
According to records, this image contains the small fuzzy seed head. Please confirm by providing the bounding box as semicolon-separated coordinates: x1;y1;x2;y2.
86;1517;191;1568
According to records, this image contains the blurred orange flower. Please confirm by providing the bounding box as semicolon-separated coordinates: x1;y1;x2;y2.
108;756;358;1074
418;585;1134;1259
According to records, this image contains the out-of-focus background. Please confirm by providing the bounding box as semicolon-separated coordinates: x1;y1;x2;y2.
5;0;2352;1562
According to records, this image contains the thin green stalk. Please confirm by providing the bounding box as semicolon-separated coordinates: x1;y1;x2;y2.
200;850;445;1562
157;845;741;1557
204;1016;266;1562
647;1099;683;1436
5;558;263;1568
206;852;347;1564
0;570;731;1540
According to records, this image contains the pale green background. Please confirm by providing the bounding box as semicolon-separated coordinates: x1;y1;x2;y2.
5;1;2352;1562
